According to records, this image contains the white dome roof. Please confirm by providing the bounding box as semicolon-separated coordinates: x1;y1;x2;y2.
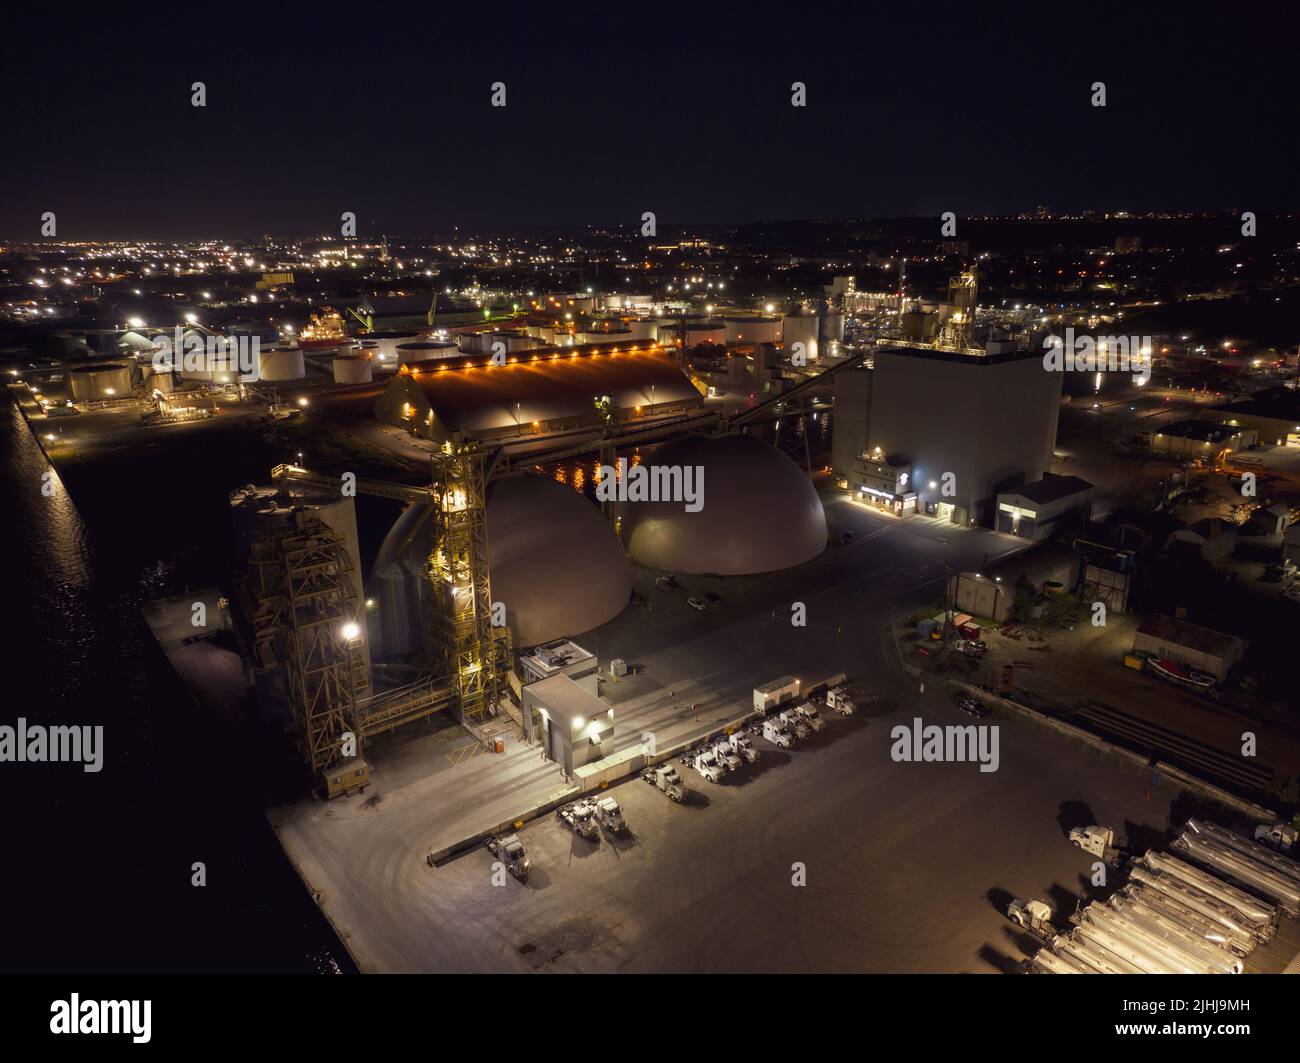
488;473;631;647
620;433;826;575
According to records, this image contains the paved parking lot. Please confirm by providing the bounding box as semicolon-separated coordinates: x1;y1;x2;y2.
397;689;1188;973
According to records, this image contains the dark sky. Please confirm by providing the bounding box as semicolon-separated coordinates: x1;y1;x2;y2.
2;3;1295;240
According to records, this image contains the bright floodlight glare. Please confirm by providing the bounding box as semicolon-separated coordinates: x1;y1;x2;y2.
342;622;360;641
185;313;198;323
127;316;145;328
297;397;309;407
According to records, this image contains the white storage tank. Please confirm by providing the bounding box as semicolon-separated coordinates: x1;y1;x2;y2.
620;318;657;341
724;316;782;345
68;361;133;402
396;340;459;364
257;345;306;381
332;353;373;384
367;330;424;363
782;314;821;361
142;365;177;394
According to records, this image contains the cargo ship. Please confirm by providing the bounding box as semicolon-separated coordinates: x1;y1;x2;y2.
295;308;348;350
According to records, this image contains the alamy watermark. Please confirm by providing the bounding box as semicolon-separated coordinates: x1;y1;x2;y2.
1042;327;1152;383
890;716;999;773
595;458;704;512
1;718;104;772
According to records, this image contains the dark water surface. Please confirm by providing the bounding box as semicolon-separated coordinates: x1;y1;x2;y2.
1;396;354;973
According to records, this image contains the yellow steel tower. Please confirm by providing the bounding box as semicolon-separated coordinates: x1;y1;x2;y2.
427;439;509;725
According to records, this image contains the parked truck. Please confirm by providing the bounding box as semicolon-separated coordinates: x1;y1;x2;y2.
642;764;688;802
778;707;809;740
594;795;629;835
694;749;726;783
762;719;793;749
1006;897;1055;941
825;686;857;716
485;832;531;881
728;732;759;764
1068;825;1124;866
1255;822;1298;854
557;799;600;841
711;740;742;773
753;675;800;717
794;701;826;733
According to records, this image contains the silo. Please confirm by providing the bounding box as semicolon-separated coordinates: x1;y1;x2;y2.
820;313;845;344
724;316;782;345
68;362;133;402
332;353;373;384
257;345;307;381
375;561;423;657
143;367;177;394
782;314;821;361
396;340;459;364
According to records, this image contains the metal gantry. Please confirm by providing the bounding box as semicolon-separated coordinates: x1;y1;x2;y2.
427;440;509;726
246;511;369;774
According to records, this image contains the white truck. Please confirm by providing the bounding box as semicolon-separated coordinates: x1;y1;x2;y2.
778;707;809;740
762;718;793;748
711;740;742;773
1006;897;1055;941
794;702;826;733
825;686;856;716
557;799;600;841
753;675;800;717
485;832;531;881
1069;825;1124;866
1255;822;1298;854
594;795;629;835
694;749;726;783
642;764;688;802
728;732;759;764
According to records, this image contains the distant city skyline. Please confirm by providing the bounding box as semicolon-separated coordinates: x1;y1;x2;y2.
2;7;1296;240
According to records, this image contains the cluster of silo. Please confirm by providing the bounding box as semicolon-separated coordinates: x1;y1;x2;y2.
1031;819;1298;974
781;312;821;361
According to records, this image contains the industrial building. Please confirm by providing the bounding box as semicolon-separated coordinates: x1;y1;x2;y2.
520;674;615;777
994;474;1093;540
374;341;702;443
1201;388;1300;447
833;346;1063;526
1151;420;1258;458
1132;614;1247;681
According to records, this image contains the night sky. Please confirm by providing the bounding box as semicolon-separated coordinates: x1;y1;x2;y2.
2;5;1295;239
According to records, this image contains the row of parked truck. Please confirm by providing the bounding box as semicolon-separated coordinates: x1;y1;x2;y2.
487;675;870;880
1017;816;1300;974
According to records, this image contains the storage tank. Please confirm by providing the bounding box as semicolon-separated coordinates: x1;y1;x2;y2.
396;340;459;364
257;345;306;382
620;433;827;575
367;330;424;362
68;361;133;402
332;353;373;384
660;319;726;349
781;314;821;361
142;366;177;394
819;312;845;344
620;318;657;341
724;316;782;345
